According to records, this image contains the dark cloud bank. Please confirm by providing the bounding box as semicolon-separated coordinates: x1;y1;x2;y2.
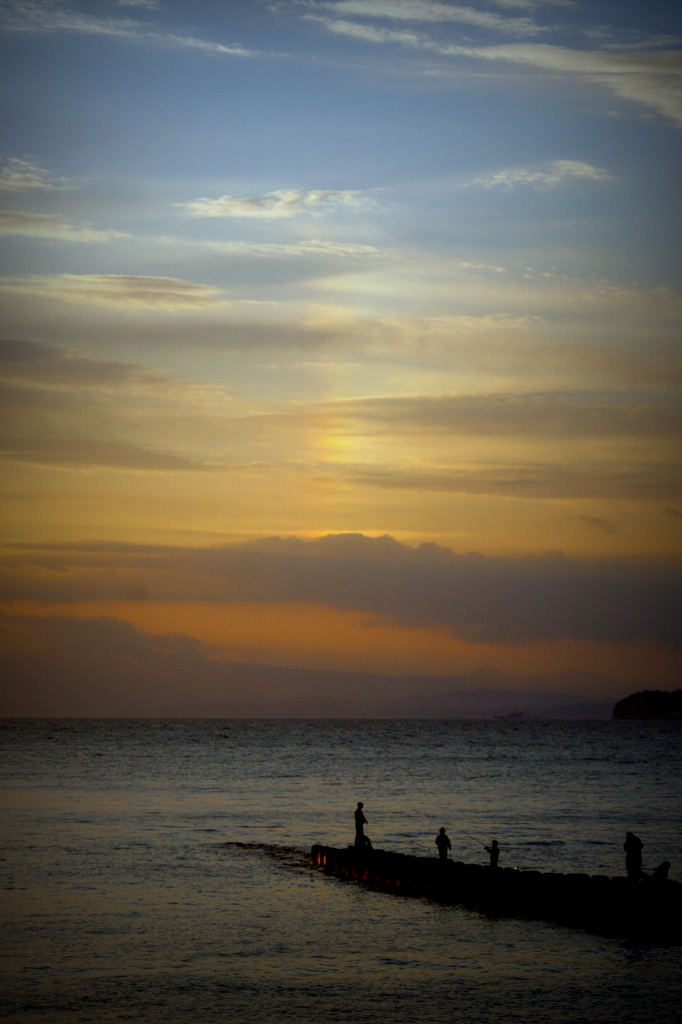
3;533;681;647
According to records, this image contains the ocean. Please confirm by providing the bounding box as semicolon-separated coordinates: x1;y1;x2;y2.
1;719;680;1023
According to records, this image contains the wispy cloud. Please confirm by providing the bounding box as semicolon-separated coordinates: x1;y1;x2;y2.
0;206;128;241
601;36;682;51
158;33;253;57
438;41;682;75
0;1;255;57
344;461;682;501
0;0;142;36
178;188;370;218
0;339;245;481
305;13;682;126
0;274;229;309
0;341;244;479
469;159;614;189
0;436;217;471
117;0;161;8
307;16;422;44
575;515;620;535
487;0;576;8
594;73;682;127
437;43;682;126
0;157;70;192
315;1;545;37
0;339;176;391
203;239;385;257
307;392;682;438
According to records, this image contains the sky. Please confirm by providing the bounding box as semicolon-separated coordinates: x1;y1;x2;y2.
0;0;681;712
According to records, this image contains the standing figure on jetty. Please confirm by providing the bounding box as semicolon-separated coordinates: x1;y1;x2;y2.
435;827;451;861
624;831;643;879
485;839;500;868
354;802;367;848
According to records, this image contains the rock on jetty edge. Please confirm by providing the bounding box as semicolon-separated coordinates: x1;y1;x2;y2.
310;844;681;942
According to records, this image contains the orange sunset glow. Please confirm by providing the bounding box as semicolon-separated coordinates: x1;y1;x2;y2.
2;600;682;690
1;0;680;719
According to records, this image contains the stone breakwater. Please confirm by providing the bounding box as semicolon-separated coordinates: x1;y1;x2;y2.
310;845;682;941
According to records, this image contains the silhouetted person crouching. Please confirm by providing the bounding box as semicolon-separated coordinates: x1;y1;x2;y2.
652;861;670;883
485;839;500;868
624;831;643;880
435;827;451;861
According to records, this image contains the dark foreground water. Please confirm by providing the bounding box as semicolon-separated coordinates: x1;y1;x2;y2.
1;719;680;1024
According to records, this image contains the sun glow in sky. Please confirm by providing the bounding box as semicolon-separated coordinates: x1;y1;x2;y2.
0;0;680;712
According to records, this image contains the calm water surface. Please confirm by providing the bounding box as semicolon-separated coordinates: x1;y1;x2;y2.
1;719;680;1023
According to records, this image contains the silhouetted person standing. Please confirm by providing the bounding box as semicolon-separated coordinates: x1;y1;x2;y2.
435;827;451;860
624;831;643;880
354;802;367;848
485;839;500;868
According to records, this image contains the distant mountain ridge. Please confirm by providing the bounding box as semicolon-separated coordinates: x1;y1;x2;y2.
0;611;632;718
165;689;615;720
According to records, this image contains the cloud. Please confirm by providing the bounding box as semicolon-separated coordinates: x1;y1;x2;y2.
469;159;614;189
488;0;575;8
342;462;682;501
1;535;680;647
438;41;682;74
0;274;229;309
203;239;386;258
316;1;544;37
308;17;422;44
0;436;217;471
0;157;69;192
0;0;143;36
1;273;679;380
0;205;128;241
0;338;175;390
0;0;255;57
574;516;619;535
601;36;682;52
0;340;244;474
302;306;682;386
179;188;370;219
458;261;507;273
306;392;682;438
158;33;254;57
436;43;682;126
117;0;160;7
1;339;678;502
304;15;682;126
593;73;682;128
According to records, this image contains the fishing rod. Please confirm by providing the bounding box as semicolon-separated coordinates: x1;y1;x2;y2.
450;824;489;849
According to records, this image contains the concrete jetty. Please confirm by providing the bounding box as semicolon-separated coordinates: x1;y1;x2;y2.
310;845;681;941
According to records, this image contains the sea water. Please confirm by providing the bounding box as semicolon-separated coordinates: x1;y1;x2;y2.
1;719;680;1023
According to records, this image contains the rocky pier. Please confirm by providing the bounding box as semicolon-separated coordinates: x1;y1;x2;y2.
310;844;681;942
